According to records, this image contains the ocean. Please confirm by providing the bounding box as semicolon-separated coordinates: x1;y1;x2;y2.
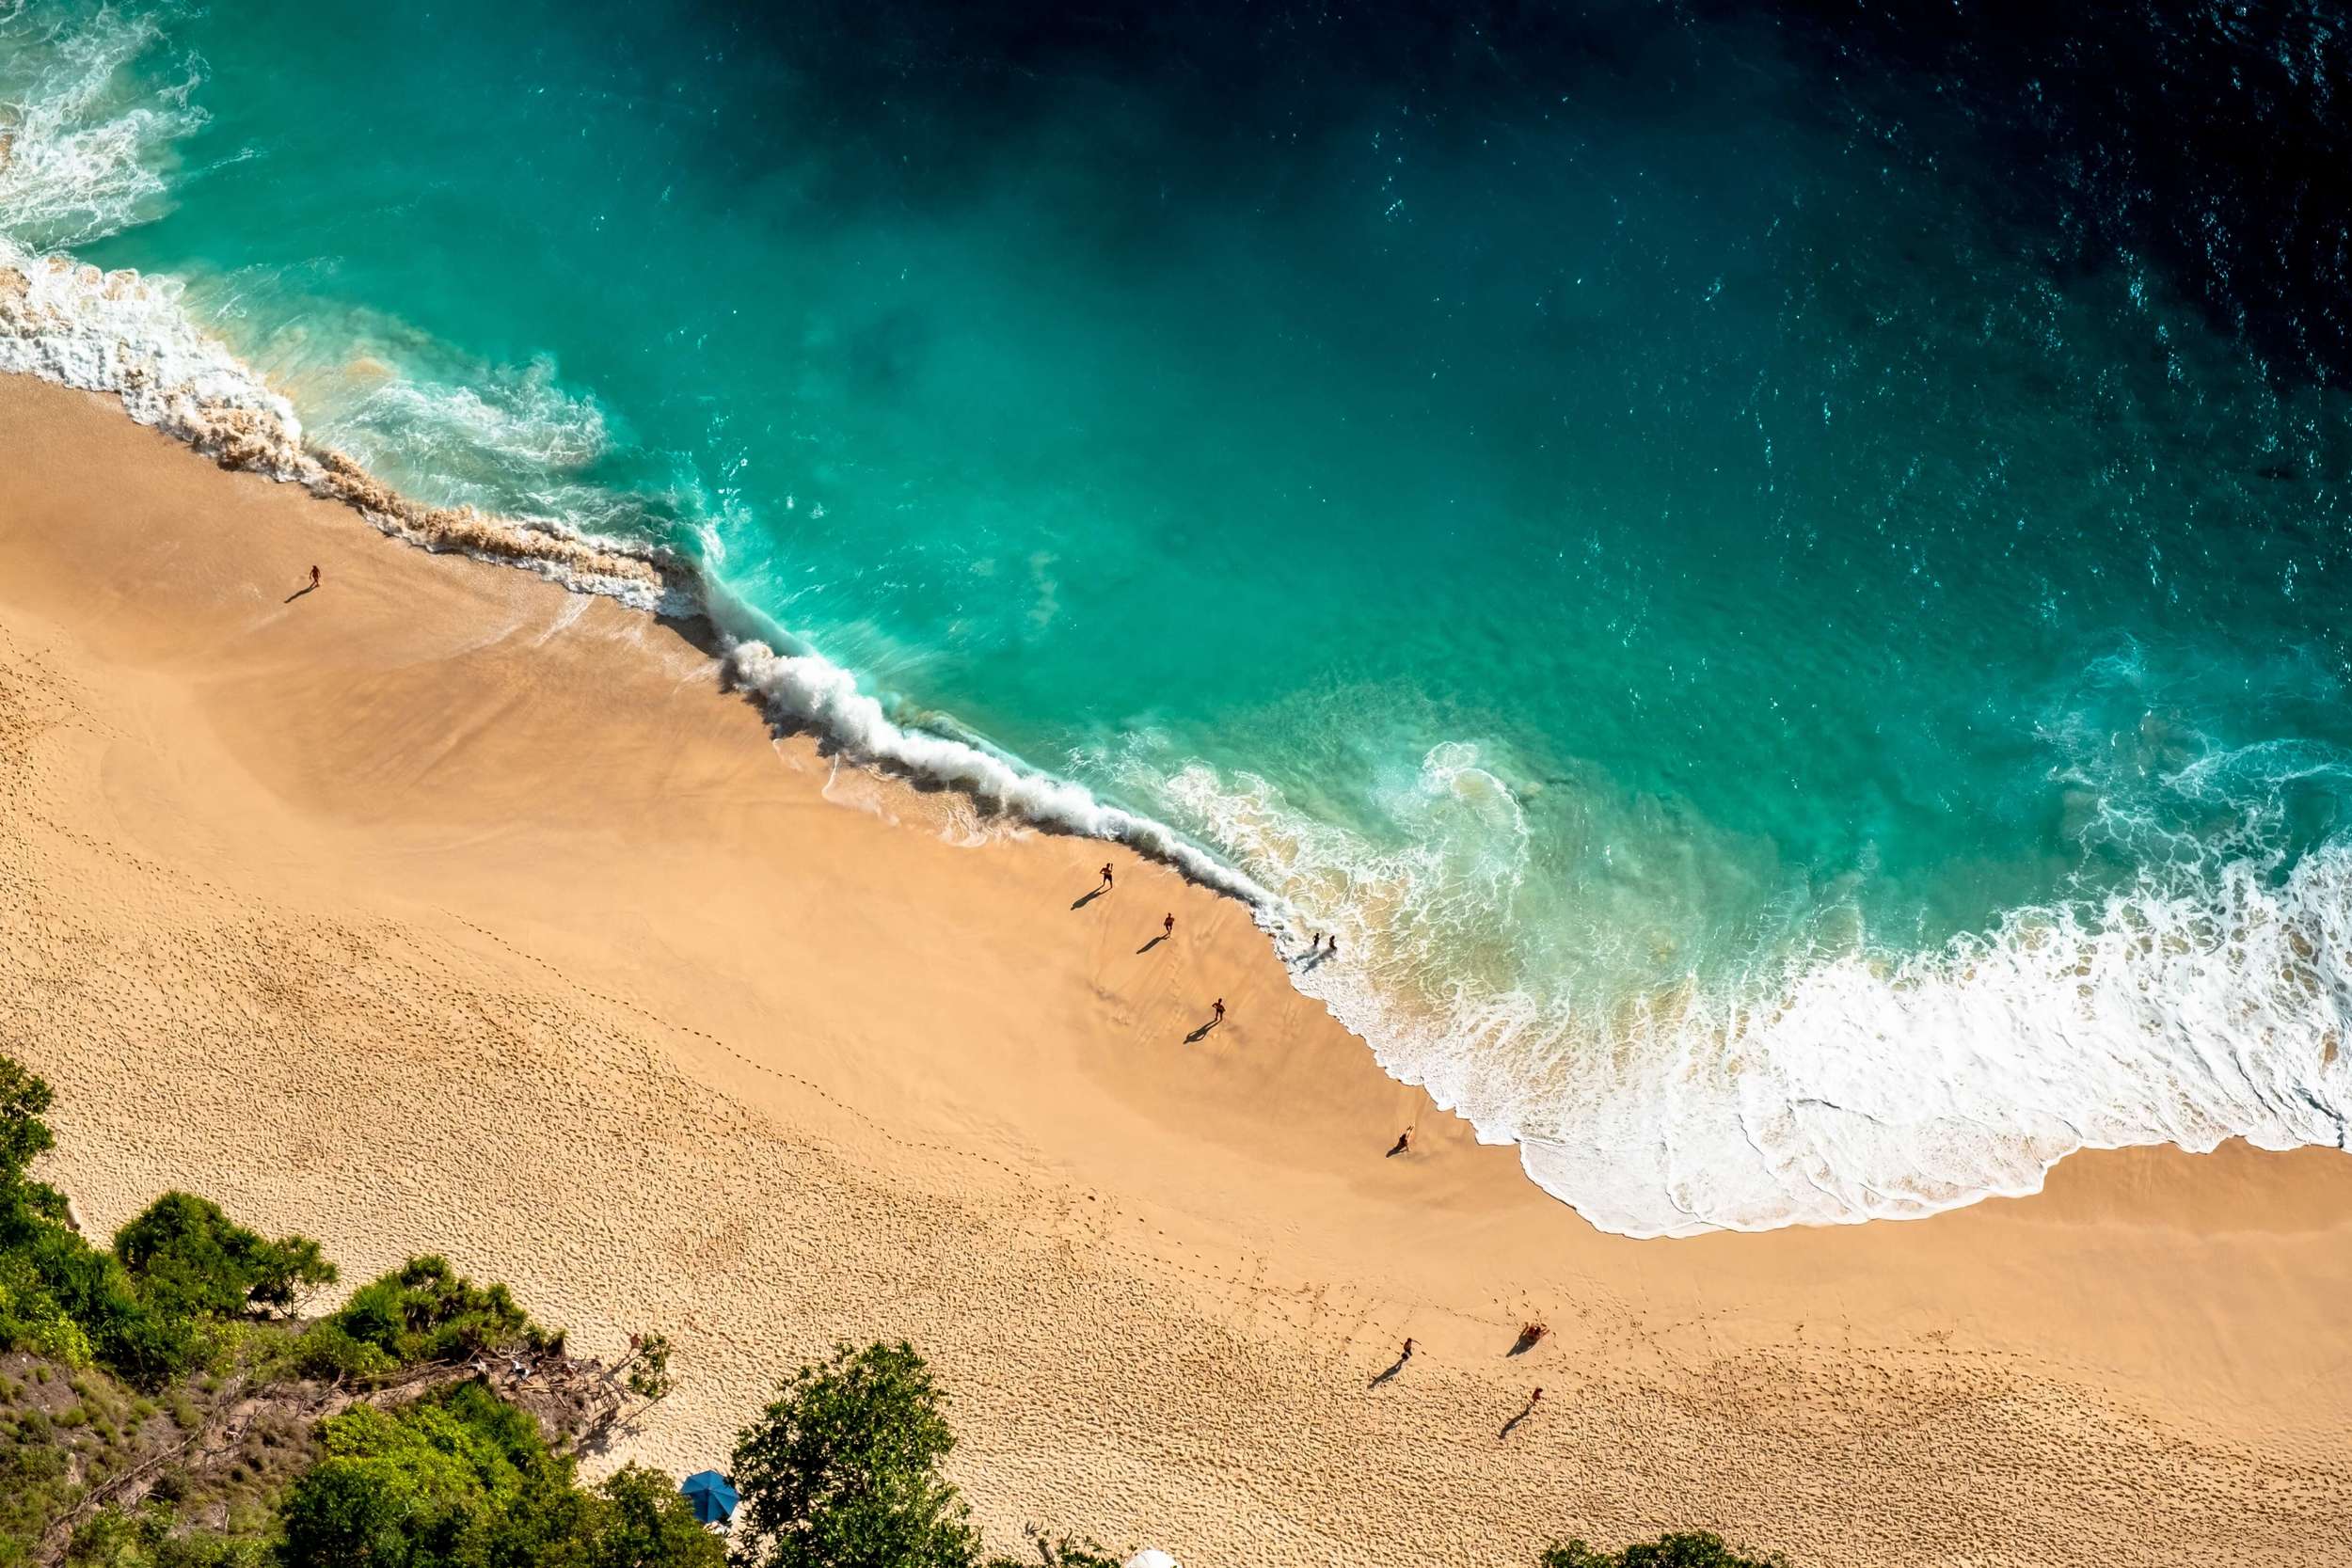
4;0;2347;1236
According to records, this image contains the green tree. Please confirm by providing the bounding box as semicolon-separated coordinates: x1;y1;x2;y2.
590;1466;726;1568
300;1256;554;1381
278;1460;421;1568
280;1379;557;1567
728;1341;977;1568
623;1333;675;1403
0;1056;56;1176
278;1382;722;1568
113;1193;337;1320
0;1056;68;1234
1541;1531;1788;1568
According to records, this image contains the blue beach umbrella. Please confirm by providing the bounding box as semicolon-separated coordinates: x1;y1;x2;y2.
680;1470;739;1524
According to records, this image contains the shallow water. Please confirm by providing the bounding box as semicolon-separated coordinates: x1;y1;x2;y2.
5;0;2347;1233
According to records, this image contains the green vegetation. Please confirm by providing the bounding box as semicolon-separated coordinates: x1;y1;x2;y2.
296;1256;555;1384
277;1381;717;1568
114;1194;336;1322
725;1343;1126;1568
0;1060;333;1393
622;1332;675;1404
1542;1532;1790;1568
730;1341;976;1568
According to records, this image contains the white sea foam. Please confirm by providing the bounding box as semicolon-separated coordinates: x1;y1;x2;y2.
0;4;202;249
720;640;1277;906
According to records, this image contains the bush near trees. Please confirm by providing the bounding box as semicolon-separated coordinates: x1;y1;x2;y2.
114;1193;336;1320
278;1381;720;1568
0;1060;331;1389
297;1256;556;1383
729;1341;977;1568
1542;1532;1790;1568
726;1342;1135;1568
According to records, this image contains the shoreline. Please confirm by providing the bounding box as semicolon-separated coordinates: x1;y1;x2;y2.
9;253;2345;1243
5;372;2351;1563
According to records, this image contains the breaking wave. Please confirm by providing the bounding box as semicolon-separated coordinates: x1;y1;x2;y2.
1160;751;2350;1237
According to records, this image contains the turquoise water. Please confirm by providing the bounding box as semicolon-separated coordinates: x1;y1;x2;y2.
5;0;2348;1233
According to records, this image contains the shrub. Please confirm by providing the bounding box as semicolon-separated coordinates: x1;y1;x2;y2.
0;1057;324;1389
589;1465;724;1568
0;1253;93;1367
730;1340;977;1568
279;1382;718;1568
1541;1532;1789;1568
278;1459;421;1568
306;1257;552;1378
113;1194;336;1320
0;1058;56;1178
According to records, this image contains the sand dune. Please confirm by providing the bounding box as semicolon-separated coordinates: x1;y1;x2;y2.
3;374;2348;1565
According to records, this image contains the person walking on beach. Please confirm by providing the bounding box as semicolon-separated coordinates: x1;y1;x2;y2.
1099;863;1115;891
1501;1386;1543;1442
309;564;320;590
1401;1337;1415;1361
1212;997;1226;1026
1164;912;1175;940
1389;1129;1411;1157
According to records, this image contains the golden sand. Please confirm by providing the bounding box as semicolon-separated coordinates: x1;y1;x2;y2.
3;374;2348;1565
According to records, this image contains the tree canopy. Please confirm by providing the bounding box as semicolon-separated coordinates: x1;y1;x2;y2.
729;1341;977;1568
278;1381;722;1568
1542;1531;1790;1568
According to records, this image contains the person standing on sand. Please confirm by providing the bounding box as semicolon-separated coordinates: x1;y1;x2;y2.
1212;997;1226;1025
1402;1337;1415;1361
310;564;320;590
1163;912;1175;939
1099;863;1115;891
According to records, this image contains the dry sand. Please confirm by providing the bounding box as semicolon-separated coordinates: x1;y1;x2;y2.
2;372;2348;1565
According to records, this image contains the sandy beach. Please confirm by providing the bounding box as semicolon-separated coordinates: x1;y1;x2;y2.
3;372;2348;1564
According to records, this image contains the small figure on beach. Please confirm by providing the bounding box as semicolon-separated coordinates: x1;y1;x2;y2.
1099;863;1115;891
1402;1337;1415;1361
1327;935;1339;958
1212;997;1226;1025
1389;1129;1411;1157
1518;1321;1549;1351
1531;1386;1543;1405
1164;912;1175;939
309;564;320;590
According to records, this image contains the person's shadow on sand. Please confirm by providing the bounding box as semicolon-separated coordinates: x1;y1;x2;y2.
1071;886;1108;911
1368;1352;1410;1389
282;583;318;604
1184;1018;1220;1044
1499;1393;1540;1441
1136;934;1167;954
